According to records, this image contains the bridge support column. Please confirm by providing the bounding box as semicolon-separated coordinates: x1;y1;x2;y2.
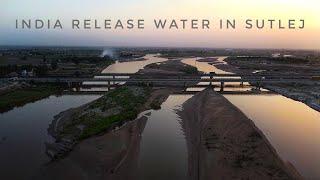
107;80;110;91
75;83;80;91
220;82;224;92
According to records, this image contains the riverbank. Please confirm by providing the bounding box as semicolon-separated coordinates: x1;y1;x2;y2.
0;83;62;113
200;57;320;112
141;59;198;75
45;86;180;160
264;85;320;112
178;88;302;179
35;87;180;180
36;55;197;179
45;56;197;159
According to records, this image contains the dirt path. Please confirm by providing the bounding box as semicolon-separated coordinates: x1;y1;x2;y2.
178;88;302;180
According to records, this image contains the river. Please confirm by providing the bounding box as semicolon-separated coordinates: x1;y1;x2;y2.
0;95;101;179
182;56;320;179
1;54;319;179
102;55;320;178
225;95;320;179
102;54;167;74
137;95;191;179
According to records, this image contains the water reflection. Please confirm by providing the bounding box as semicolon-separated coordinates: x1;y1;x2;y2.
0;95;101;180
102;54;167;74
79;54;168;92
137;95;192;180
182;57;232;74
225;95;320;179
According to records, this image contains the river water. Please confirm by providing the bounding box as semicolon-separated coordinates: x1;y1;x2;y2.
102;55;320;178
0;54;169;179
102;54;167;74
0;54;319;179
225;95;320;179
182;56;320;179
137;95;191;180
0;95;101;179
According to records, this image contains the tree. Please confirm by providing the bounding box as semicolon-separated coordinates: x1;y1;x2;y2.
43;55;47;63
51;61;58;70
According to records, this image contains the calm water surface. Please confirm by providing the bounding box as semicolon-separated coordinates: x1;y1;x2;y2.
224;95;320;179
137;95;192;179
102;54;167;73
184;57;320;178
1;55;319;179
0;95;101;179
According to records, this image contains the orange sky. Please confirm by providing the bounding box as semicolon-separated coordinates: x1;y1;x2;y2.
0;0;319;49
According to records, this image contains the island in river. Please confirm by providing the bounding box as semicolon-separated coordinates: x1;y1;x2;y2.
34;57;302;179
1;48;318;179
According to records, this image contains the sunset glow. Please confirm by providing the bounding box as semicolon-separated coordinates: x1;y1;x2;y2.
1;0;319;49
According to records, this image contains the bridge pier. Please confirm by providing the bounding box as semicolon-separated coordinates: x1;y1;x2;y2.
75;83;80;91
107;80;110;91
220;82;224;92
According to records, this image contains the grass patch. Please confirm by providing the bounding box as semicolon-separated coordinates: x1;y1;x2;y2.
62;87;151;139
80;111;137;139
182;66;198;74
0;85;61;113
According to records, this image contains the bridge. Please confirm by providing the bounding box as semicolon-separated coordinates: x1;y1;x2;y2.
13;72;319;92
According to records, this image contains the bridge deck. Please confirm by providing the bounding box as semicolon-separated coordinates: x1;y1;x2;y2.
2;73;318;87
17;77;318;84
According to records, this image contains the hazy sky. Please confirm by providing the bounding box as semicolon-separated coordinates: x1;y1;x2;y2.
0;0;319;49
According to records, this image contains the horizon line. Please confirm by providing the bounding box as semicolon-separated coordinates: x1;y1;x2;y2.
0;44;319;52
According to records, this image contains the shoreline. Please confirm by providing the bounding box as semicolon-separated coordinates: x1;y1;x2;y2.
206;57;320;112
178;88;302;179
45;86;180;160
36;56;312;179
0;83;62;113
36;56;193;179
35;87;178;180
264;85;320;112
44;57;193;160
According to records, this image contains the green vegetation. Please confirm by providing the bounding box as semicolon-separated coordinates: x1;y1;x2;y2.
61;87;151;139
182;66;198;74
145;61;199;74
0;85;61;113
0;64;49;77
226;56;309;65
61;56;113;64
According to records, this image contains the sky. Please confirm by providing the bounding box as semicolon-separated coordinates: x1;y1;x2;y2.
0;0;319;49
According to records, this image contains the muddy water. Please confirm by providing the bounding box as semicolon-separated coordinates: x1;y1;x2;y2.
182;57;232;74
182;57;249;89
0;95;101;180
137;95;192;179
80;54;168;92
102;54;167;74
